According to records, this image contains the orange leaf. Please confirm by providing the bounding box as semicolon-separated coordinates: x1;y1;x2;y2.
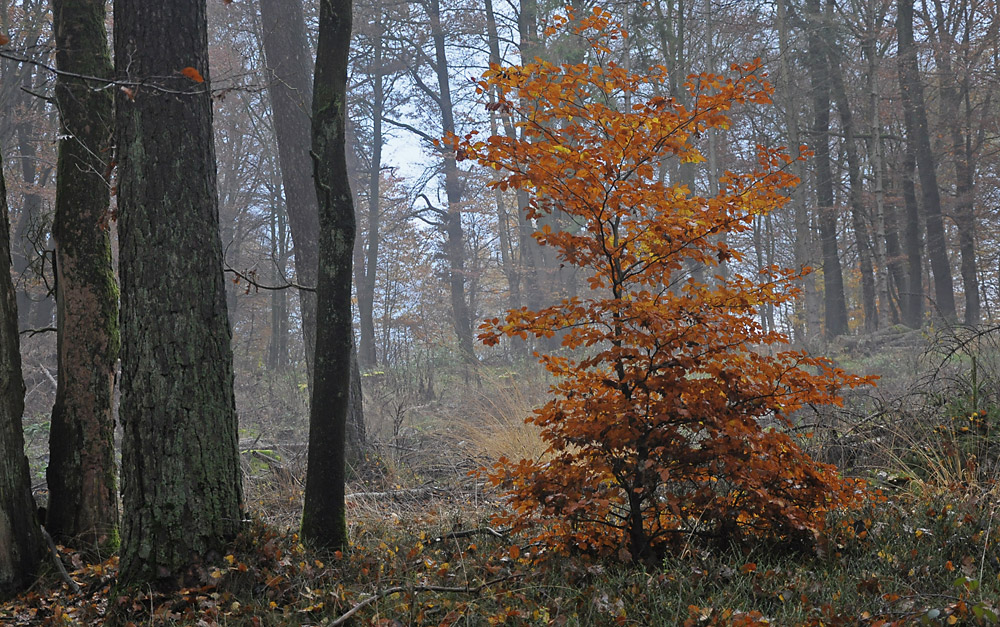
181;66;204;83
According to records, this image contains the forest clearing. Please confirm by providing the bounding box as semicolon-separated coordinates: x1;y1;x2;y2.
5;0;1000;624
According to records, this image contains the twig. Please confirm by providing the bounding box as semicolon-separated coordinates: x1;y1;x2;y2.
224;266;315;292
39;365;58;388
328;576;515;626
430;527;507;544
19;326;57;337
39;526;82;594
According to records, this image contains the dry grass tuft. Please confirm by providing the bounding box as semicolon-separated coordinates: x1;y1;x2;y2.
452;371;550;466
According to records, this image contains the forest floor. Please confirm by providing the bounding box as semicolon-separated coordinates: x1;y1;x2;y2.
6;326;1000;625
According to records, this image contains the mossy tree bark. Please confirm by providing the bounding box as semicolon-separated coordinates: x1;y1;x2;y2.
0;140;44;599
46;0;120;553
114;0;243;586
301;0;354;551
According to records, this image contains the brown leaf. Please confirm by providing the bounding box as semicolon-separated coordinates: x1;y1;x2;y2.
181;66;205;83
0;34;10;46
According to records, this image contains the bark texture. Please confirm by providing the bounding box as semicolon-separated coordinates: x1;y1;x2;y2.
0;140;43;599
46;0;120;551
301;0;354;551
114;0;243;585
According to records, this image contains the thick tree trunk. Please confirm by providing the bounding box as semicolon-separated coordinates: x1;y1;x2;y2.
46;0;120;552
0;140;44;599
114;0;243;585
805;0;848;338
897;0;956;321
301;0;354;551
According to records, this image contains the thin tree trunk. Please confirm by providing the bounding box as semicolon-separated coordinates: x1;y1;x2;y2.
259;0;365;450
0;139;44;599
46;0;120;552
301;0;354;551
258;0;320;375
806;0;848;338
357;5;383;370
862;5;902;326
897;0;956;321
931;0;979;324
268;178;289;371
485;0;520;313
824;11;877;332
115;0;243;585
899;123;924;327
777;0;820;343
427;0;476;377
12;119;48;329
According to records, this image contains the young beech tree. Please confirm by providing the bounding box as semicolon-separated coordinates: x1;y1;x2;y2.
450;8;874;564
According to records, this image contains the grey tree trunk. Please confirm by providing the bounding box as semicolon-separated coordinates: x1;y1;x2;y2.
259;0;365;459
0;140;44;599
899;124;924;328
931;0;979;324
258;0;319;374
777;0;820;343
12;118;51;329
897;0;956;321
301;0;354;551
267;178;290;371
824;20;877;332
114;0;243;585
46;0;120;553
805;0;848;338
357;4;384;370
425;0;476;377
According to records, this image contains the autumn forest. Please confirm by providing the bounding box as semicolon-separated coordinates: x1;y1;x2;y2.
4;0;1000;624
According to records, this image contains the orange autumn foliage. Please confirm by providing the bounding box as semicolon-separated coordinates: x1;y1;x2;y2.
448;7;874;564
